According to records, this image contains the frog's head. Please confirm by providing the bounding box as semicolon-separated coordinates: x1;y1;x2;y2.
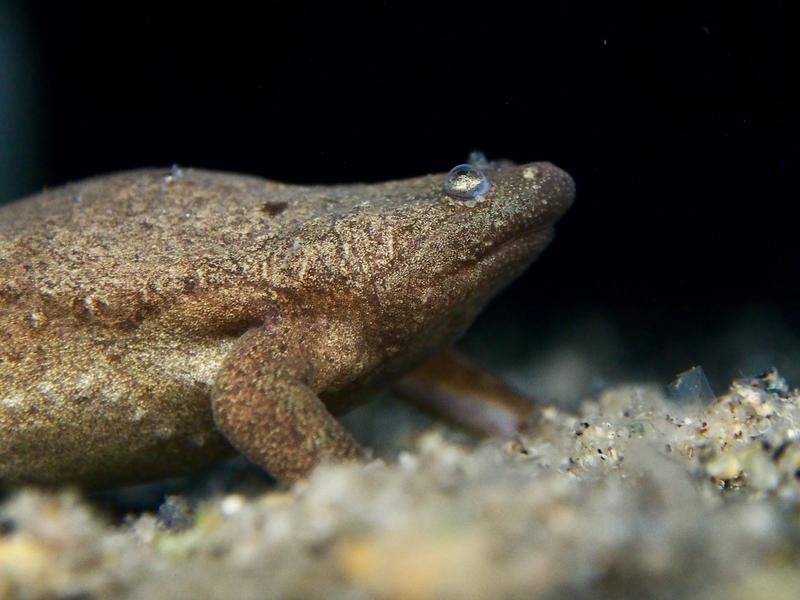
356;160;575;363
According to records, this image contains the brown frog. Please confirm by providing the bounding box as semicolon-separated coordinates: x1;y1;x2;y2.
0;161;574;487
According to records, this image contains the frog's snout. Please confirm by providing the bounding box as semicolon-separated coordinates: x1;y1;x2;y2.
516;161;575;226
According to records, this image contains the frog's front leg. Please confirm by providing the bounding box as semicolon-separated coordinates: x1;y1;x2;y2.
211;317;370;481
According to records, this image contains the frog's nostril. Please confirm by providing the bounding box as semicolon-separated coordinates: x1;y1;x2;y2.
443;164;489;200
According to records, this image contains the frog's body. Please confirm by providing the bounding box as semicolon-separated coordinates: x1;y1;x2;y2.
0;163;574;487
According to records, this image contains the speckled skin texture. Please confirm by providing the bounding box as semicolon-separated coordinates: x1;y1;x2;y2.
0;163;574;487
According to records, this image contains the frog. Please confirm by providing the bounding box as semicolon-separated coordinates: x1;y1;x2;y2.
0;160;574;487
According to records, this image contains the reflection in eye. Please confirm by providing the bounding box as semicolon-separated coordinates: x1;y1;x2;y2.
443;164;489;200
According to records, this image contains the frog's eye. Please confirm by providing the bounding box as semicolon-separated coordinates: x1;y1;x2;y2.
443;164;489;200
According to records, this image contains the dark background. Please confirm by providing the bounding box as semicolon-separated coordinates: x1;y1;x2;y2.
2;2;797;391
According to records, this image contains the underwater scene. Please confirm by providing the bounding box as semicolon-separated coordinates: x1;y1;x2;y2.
0;2;796;598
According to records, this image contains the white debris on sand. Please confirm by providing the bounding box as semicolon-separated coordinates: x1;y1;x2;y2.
3;370;800;599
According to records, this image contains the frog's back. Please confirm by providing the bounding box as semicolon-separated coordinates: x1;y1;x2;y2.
0;168;294;323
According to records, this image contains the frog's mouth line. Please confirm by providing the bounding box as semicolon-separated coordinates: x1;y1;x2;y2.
482;223;553;266
445;227;553;288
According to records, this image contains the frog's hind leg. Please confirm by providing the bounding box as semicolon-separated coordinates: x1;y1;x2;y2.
211;321;367;482
393;349;538;437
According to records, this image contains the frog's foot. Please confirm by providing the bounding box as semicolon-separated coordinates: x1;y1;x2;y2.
211;320;368;482
394;349;538;437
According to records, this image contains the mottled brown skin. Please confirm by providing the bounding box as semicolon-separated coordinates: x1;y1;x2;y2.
0;162;574;487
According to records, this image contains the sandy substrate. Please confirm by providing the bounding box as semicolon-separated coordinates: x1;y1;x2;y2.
2;368;800;599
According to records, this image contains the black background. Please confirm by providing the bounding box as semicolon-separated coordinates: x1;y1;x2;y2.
4;2;798;386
